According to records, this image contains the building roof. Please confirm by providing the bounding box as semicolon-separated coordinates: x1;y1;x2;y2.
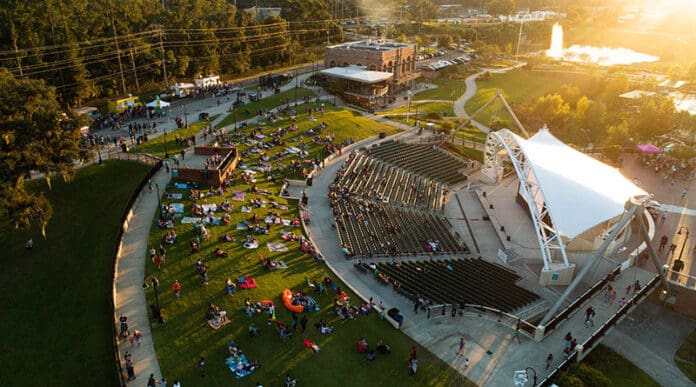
327;40;415;52
619;90;656;100
659;79;687;89
320;66;393;84
513;129;646;239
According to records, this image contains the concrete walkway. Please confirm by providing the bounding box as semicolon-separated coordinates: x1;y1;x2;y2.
114;166;170;383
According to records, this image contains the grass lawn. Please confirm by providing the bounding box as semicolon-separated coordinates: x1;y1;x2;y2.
378;101;454;117
464;69;566;126
455;126;488;143
442;142;484;163
676;328;696;383
145;106;468;385
132;115;220;158
217;88;316;129
414;79;468;101
0;161;150;385
582;345;659;386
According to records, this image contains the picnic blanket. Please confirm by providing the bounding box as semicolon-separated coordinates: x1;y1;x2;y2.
170;203;184;213
232;191;246;201
167;193;183;199
201;203;218;212
285;146;301;154
208;314;231;330
282;219;293;227
236;221;249;230
264;216;282;224
203;217;221;226
237;277;257;289
265;260;288;270
225;354;256;379
241;205;252;213
181;216;202;224
243;241;259;249
267;242;289;252
175;183;188;189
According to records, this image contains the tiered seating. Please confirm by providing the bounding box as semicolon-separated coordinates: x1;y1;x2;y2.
333;196;468;258
336;153;447;210
367;141;468;185
372;258;540;313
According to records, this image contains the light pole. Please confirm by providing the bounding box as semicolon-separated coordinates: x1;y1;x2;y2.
674;226;689;271
183;104;188;128
406;90;413;126
163;129;168;158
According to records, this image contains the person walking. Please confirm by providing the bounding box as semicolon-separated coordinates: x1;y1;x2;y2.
610;290;617;304
173;280;181;298
584;306;595;327
409;346;417;360
413;298;420;314
124;351;135;381
464;358;470;368
563;332;572;350
300;314;308;333
119;314;129;337
147;374;158;387
148;179;154;192
26;238;33;251
131;330;143;347
512;325;521;343
409;358;417;376
659;235;668;252
291;312;298;331
546;353;553;369
161;377;167;387
457;337;466;356
155;254;163;270
198;357;205;377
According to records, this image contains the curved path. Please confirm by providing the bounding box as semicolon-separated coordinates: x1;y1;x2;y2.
452;62;527;133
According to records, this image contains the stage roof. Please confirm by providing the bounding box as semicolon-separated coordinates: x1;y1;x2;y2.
514;129;646;239
320;66;393;84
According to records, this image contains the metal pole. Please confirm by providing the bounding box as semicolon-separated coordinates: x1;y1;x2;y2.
676;227;689;266
163;130;168;158
539;200;639;326
183;104;188;128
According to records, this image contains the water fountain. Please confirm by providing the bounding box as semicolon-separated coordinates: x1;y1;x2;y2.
545;23;659;66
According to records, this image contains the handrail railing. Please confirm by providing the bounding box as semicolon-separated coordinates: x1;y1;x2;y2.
110;159;163;386
426;303;537;337
579;274;661;355
537;351;578;387
543;265;621;337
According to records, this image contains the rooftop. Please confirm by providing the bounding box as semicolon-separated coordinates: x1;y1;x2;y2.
320;66;393;84
328;40;415;52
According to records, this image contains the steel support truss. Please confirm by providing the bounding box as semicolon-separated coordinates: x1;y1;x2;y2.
482;128;570;270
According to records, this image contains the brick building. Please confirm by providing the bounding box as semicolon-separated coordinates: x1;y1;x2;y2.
324;40;418;92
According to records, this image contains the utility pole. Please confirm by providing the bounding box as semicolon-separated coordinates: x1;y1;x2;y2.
158;26;169;88
128;37;141;92
110;13;127;95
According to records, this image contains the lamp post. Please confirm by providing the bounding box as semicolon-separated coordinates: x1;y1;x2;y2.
183;104;188;128
406;90;413;126
674;226;689;271
526;367;537;386
163;129;168;158
155;182;161;210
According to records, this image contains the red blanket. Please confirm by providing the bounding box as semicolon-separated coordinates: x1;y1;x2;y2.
237;277;257;289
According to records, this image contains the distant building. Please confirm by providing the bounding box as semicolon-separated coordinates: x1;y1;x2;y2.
324;40;418;92
244;6;281;22
319;66;392;109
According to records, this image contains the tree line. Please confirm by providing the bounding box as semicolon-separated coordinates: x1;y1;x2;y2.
0;0;342;106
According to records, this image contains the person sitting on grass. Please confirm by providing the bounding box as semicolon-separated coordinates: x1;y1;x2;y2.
219;233;234;242
190;239;199;253
366;350;376;361
284;373;297;387
315;319;334;334
357;337;369;353
164;230;177;244
249;322;260;337
225;278;236;295
376;340;391;354
214;248;228;257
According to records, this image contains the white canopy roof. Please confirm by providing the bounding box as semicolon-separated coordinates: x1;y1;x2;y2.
320;66;393;84
147;99;170;108
514;129;646;239
619;90;656;100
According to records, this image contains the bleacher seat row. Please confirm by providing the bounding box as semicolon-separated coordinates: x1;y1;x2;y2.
356;258;541;314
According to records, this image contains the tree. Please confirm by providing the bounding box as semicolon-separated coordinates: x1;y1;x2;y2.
488;0;516;16
0;69;83;234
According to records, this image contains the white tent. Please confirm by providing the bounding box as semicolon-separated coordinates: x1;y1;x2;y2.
514;129;646;239
147;99;170;108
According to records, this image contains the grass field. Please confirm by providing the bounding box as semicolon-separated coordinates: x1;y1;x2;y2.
132;115;220;157
217;88;316;129
145;106;468;385
413;79;468;101
676;328;696;383
464;69;567;126
582;345;659;386
378;101;454;117
0;161;150;385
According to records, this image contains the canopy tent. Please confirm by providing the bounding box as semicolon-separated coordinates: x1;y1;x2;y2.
636;144;661;153
146;99;170;108
513;129;646;239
